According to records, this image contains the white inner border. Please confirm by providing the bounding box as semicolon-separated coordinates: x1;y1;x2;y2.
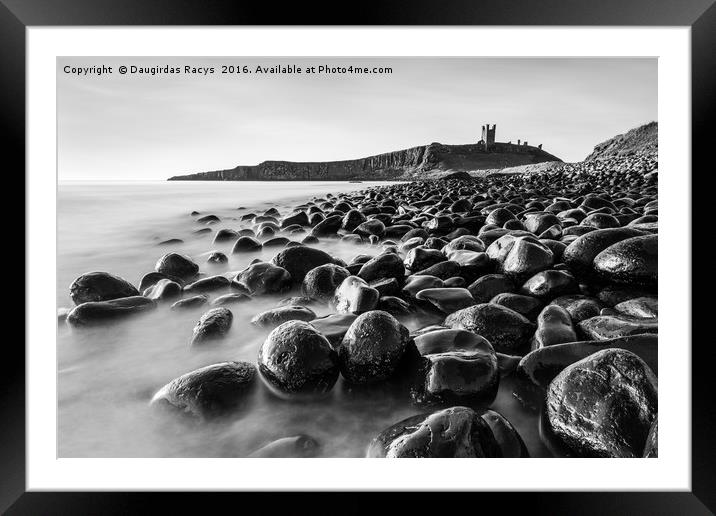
27;27;691;491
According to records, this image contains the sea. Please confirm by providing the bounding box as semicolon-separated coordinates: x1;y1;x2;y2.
57;180;551;457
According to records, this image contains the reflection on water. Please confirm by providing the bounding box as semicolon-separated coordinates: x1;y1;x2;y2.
58;181;551;458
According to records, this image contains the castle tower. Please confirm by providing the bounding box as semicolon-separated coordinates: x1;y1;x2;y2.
481;124;496;146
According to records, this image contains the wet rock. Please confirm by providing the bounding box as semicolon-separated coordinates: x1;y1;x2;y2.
412;344;499;406
614;296;658;318
367;406;501;458
150;361;256;419
403;275;444;298
354;219;386;238
281;211;309;228
593;235;657;287
468;274;515;303
338;310;412;384
211;293;251;306
597;286;654;307
231;236;263;253
66;296;156;326
577;314;658;340
415;287;476;314
213;228;238;243
258;320;339;396
643;419;658;458
310;215;343;237
481;409;529;457
444;276;467;288
157;238;184;246
545;349;657;457
170;295;209;310
517;334;658;389
139;271;184;291
310;313;358;348
562;227;644;277
155;253;199;280
144;278;182;302
442;235;485;254
190;307;233;346
197;214;220;224
234;262;292;295
550;295;604;323
414;328;493;355
248;435;321;458
524;212;560;235
490;292;543;321
263;236;290;248
69;271;139;305
444;303;535;354
377;296;414;317
404;247;445;272
341;209;367;231
301;263;350;303
357;252;406;285
415;260;461;280
499;236;554;280
272;246;336;285
207;251;228;264
183;275;231;294
520;269;580;301
333;276;379;314
369;277;401;297
251;305;317;329
533;305;577;349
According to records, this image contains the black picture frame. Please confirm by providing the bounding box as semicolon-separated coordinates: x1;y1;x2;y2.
6;1;712;513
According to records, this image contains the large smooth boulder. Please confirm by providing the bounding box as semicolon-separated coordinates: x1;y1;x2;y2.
66;296;156;326
272;246;336;284
251;305;316;329
545;349;658;457
593;235;657;287
357;252;406;285
69;271;139;305
444;303;535;354
333;276;379;314
301;263;350;303
258;320;339;396
150;361;256;419
338;310;412;384
367;406;501;458
562;227;644;277
155;252;199;280
234;262;292;295
190;307;233;346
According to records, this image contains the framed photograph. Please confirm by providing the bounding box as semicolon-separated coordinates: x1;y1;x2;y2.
7;0;712;512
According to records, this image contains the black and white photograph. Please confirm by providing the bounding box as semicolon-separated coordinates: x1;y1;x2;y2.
56;56;659;459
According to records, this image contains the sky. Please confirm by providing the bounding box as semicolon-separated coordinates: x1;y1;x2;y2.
57;57;657;180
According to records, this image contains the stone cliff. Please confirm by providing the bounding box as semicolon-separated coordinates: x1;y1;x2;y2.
167;142;562;181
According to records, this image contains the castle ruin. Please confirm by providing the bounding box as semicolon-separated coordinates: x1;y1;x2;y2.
480;124;541;150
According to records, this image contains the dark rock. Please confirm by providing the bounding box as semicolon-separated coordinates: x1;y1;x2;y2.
310;313;358;348
66;296;156;326
150;361;256;419
213;228;238;243
333;276;379;314
190;307;233;346
377;295;414;317
69;271;139;305
643;418;658;458
444;303;535;354
183;275;231;294
354;219;386;238
577;314;658;340
415;260;461;280
545;349;657;457
533;305;577;349
468;274;515;303
197;214;220;224
301;263;350;303
403;275;444;298
614;296;658;318
404;247;445;272
481;409;529;457
155;253;199;280
248;435;321;458
207;251;228;264
251;305;316;329
593;235;657;287
415;287;476;314
562;227;644;277
520;269;580;301
357;252;406;285
211;293;251;306
234;262;292;295
490;292;543;321
414;328;493;355
139;271;184;291
338;310;412;384
367;406;501;458
550;295;604;323
170;295;209;310
144;278;182;302
258;320;339;396
517;334;658;389
231;236;263;253
272;245;336;284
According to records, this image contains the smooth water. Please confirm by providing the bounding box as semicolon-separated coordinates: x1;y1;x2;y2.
57;180;551;458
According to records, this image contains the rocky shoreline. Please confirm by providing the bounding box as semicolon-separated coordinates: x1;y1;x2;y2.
60;151;658;458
